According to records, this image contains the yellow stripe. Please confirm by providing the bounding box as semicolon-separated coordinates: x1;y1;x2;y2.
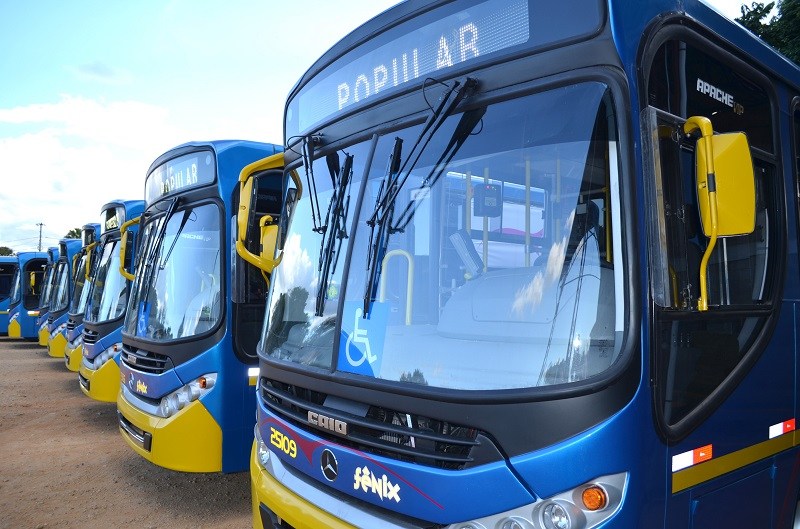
672;432;796;493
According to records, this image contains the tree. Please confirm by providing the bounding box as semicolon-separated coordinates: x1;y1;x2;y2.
737;0;800;64
0;246;13;256
64;228;81;239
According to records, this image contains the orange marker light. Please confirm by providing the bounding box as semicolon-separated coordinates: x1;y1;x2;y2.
582;486;607;511
198;376;208;389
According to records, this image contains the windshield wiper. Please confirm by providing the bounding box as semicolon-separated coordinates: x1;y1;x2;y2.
363;137;402;316
158;208;193;270
301;134;325;233
137;197;181;299
361;77;478;318
315;152;353;317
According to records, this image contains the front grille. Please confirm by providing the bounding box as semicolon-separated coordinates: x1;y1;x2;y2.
47;315;54;325
66;320;77;332
82;328;99;345
121;346;171;374
262;379;482;470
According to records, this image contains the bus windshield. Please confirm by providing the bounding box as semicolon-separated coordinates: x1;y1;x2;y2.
264;81;624;391
85;239;128;324
50;261;71;313
0;263;15;301
9;268;21;305
124;202;222;341
70;254;90;314
39;265;54;312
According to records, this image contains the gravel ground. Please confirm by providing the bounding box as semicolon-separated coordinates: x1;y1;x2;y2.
0;336;252;529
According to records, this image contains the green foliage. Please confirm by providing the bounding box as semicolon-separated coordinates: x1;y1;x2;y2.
0;246;13;256
737;0;800;64
64;228;81;239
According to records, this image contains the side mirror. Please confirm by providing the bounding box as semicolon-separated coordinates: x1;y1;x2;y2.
119;216;141;281
236;152;287;275
684;116;756;311
84;242;98;280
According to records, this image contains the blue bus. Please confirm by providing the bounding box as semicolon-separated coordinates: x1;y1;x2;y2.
78;200;145;397
36;247;60;346
46;238;83;358
117;141;283;473
250;0;800;528
8;251;48;339
63;223;102;372
0;256;18;335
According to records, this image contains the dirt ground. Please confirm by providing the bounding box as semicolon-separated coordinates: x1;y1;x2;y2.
0;337;252;529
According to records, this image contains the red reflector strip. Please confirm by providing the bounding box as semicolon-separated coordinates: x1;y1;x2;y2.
769;419;796;439
672;444;714;472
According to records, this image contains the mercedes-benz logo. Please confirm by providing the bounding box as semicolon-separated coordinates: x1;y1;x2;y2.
320;449;338;482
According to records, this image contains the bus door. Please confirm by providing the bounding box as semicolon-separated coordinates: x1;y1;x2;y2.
644;34;791;528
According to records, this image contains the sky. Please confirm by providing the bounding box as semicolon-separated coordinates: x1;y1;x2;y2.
0;0;748;253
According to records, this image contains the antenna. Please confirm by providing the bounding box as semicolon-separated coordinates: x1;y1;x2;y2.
36;223;44;251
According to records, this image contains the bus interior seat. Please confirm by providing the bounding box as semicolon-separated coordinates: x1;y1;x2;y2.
448;229;483;279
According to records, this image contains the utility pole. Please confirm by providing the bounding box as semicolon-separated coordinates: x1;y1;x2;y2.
36;223;44;251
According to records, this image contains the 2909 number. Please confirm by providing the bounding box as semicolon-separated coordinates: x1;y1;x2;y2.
270;427;297;458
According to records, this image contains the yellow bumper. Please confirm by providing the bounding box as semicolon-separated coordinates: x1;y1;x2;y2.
8;320;21;338
48;332;67;358
79;360;120;403
250;442;356;529
117;390;222;472
64;343;83;372
38;326;49;346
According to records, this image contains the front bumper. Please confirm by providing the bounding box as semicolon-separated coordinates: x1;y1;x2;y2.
78;359;120;403
8;319;21;339
47;332;67;358
64;343;83;372
117;387;222;472
250;442;357;529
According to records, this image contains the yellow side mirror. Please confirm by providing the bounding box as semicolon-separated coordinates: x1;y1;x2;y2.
684;116;756;311
694;131;756;237
236;152;290;274
119;216;141;281
84;242;98;279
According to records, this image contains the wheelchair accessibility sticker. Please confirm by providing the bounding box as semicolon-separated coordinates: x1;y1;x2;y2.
136;302;150;337
338;301;388;377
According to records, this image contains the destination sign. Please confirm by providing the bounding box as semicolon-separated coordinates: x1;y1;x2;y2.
101;207;124;234
293;0;530;132
145;151;215;205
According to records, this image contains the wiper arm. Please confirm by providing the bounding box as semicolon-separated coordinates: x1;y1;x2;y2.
363;137;402;316
392;105;486;232
158;208;193;270
315;153;353;317
370;77;478;228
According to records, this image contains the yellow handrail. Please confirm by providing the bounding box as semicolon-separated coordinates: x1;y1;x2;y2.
378;249;414;325
84;242;98;279
683;116;718;312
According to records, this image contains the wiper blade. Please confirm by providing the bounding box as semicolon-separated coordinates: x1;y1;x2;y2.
315;152;353;317
363;137;402;316
361;77;478;318
301;134;325;233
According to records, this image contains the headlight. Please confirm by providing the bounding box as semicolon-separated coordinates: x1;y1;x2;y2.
92;342;122;370
255;426;271;468
50;322;68;338
156;373;217;418
442;473;626;529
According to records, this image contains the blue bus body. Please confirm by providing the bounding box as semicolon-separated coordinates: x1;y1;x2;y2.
250;1;800;528
36;247;60;345
79;200;145;399
116;141;282;473
46;238;84;357
0;256;18;335
8;251;49;339
63;223;102;371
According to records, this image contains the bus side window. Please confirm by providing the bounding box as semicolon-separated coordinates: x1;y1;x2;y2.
646;37;781;437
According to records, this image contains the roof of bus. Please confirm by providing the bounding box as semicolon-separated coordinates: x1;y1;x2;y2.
99;199;145;217
15;251;48;263
0;256;17;263
147;139;282;174
288;0;799;104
